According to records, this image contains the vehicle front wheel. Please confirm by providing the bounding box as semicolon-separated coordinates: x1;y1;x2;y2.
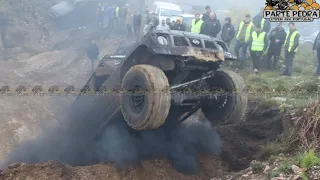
120;64;171;130
200;70;247;125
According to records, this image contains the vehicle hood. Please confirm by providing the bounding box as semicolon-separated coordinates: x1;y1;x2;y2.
50;1;74;16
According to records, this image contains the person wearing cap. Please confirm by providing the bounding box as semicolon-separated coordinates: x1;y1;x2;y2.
248;24;268;74
202;5;212;22
234;14;254;68
221;17;235;48
172;18;186;31
313;31;320;76
282;22;300;76
191;13;204;34
253;8;271;33
200;12;221;38
266;22;287;70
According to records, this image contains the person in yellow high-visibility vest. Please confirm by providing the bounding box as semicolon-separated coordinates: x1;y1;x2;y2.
115;5;120;30
191;13;203;34
234;14;254;68
282;22;300;76
253;8;271;33
248;24;268;74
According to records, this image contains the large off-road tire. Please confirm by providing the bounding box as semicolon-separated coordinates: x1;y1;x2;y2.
120;64;171;130
200;70;247;125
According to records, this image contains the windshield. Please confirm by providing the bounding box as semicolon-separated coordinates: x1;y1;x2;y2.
160;9;181;16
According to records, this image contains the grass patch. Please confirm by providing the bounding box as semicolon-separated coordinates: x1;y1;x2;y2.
299;149;320;169
256;143;285;160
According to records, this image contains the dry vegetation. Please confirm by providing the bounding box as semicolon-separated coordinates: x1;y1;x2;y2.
231;42;320;180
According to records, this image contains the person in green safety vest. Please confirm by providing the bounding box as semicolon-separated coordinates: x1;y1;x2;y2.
282;22;300;76
191;13;203;34
115;5;120;30
234;14;254;68
248;24;268;74
253;8;271;33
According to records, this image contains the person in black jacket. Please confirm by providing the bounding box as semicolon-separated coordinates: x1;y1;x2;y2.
282;22;300;76
200;12;221;38
172;19;186;31
166;18;173;29
133;11;142;40
221;17;235;48
86;40;100;74
266;22;287;70
313;31;320;76
202;5;211;22
253;8;271;33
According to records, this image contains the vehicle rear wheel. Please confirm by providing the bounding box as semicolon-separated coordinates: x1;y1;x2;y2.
120;64;171;130
200;70;247;125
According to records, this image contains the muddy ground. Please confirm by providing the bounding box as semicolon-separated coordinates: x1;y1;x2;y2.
0;96;284;180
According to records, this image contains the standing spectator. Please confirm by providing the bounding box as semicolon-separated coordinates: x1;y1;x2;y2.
313;31;320;76
86;40;100;74
221;17;235;48
133;11;142;40
200;12;221;38
166;18;173;29
253;8;271;33
171;20;176;26
156;19;170;31
96;3;103;29
248;24;268;73
172;18;186;31
115;4;120;30
266;22;287;70
126;9;133;37
102;3;110;29
234;14;254;68
282;22;300;76
109;5;116;31
144;12;159;35
202;5;212;22
191;13;204;34
119;5;127;33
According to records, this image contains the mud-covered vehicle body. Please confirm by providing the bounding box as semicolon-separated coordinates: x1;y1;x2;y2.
71;29;247;135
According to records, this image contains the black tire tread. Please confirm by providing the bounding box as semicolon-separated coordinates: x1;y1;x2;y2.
201;70;247;125
120;64;171;130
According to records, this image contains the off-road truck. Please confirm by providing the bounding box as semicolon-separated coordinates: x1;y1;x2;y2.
71;29;247;134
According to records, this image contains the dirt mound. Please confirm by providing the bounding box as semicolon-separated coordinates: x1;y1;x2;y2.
217;115;283;171
0;158;228;180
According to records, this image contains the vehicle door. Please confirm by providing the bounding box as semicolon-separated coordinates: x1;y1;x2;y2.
70;57;123;137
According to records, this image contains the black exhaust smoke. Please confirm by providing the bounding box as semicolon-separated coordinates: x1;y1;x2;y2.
0;105;221;174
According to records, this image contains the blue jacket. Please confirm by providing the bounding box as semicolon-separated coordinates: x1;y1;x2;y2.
109;7;116;19
103;5;110;16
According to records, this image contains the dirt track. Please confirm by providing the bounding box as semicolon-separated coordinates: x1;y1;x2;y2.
0;98;284;180
0;33;125;159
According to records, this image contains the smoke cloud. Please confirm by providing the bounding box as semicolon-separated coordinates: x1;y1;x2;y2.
0;103;221;174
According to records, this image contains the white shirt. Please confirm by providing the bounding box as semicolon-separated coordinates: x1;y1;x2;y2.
156;24;170;31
